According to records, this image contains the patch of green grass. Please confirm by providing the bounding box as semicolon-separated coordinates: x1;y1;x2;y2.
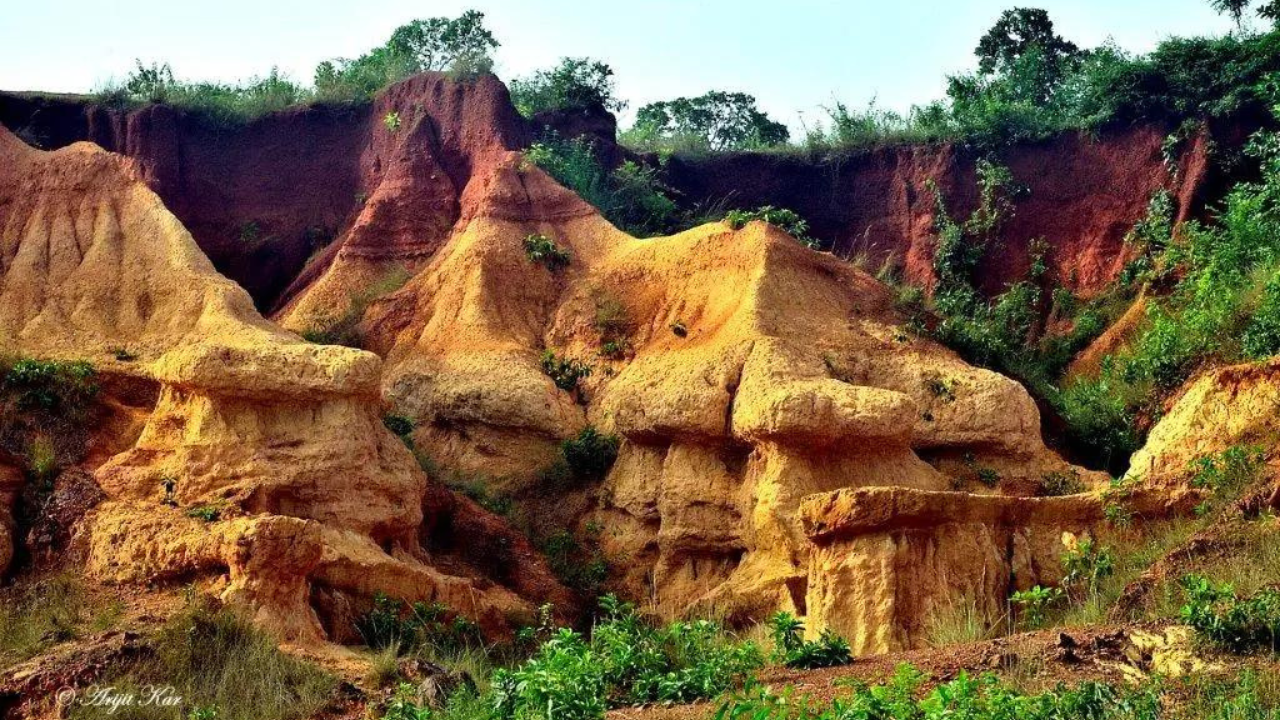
70;600;336;720
927;596;1000;647
712;662;1277;720
1180;574;1280;655
185;505;222;523
302;264;411;347
0;575;120;666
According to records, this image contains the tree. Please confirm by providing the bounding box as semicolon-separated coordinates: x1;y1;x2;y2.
314;11;499;100
1208;0;1280;25
385;10;499;73
509;58;623;117
965;8;1082;106
632;91;789;151
976;8;1080;77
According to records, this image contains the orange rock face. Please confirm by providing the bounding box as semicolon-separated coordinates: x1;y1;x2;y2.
0;74;1216;657
0;125;569;641
278;136;1110;650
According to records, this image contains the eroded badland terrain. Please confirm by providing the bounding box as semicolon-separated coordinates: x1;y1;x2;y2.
4;7;1280;720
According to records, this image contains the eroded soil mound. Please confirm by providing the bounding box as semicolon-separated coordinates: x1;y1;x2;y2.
0;125;570;643
320;148;1148;652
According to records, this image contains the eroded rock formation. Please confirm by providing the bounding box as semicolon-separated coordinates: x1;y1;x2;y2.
311;142;1112;650
0;125;570;640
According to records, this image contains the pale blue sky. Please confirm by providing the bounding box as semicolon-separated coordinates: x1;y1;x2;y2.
0;0;1252;131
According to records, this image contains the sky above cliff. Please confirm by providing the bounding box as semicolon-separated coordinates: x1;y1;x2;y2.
0;0;1247;132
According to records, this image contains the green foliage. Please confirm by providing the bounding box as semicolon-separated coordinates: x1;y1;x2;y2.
186;505;222;523
1061;130;1280;467
383;414;415;438
356;593;483;655
973;8;1082;103
1010;585;1065;628
510;58;623;117
911;161;1115;421
491;596;761;720
560;426;620;483
100;62;310;126
303;265;412;347
0;357;100;483
801;20;1280;152
384;111;402;131
1181;574;1280;653
1040;469;1086;496
540;350;592;392
1209;0;1280;28
1189;445;1267;503
3;358;98;414
628;91;789;152
1063;538;1117;596
766;613;853;669
0;575;120;665
723;206;820;249
714;666;1179;720
99;13;498;125
523;135;680;237
541;524;609;597
523;233;571;271
314;11;498;102
71;600;334;720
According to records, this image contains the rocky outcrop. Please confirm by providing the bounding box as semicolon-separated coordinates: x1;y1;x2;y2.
0;126;570;640
1126;359;1280;486
2;84;1244;310
663;124;1215;298
346;144;1106;648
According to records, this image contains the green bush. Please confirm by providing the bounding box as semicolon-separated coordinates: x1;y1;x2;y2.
383;414;415;438
1189;445;1266;497
3;358;98;415
1010;585;1065;628
794;23;1280;153
491;596;761;720
1181;574;1280;654
523;135;679;237
356;593;482;655
1039;469;1086;496
723;206;820;249
1062;538;1117;596
767;612;853;669
560;426;620;483
540;350;592;392
523;233;571;271
510;58;623;117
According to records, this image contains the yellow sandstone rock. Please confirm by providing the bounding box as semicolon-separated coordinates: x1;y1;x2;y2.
0;126;562;640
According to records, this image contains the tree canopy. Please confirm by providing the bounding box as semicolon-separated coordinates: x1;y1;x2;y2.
509;58;623;117
314;11;499;100
631;91;789;151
